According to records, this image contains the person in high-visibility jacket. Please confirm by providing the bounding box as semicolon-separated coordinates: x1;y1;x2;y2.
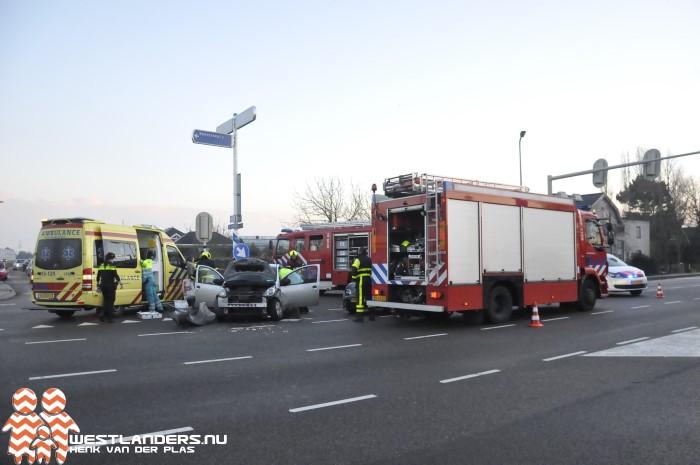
351;247;373;322
141;251;163;313
287;249;304;269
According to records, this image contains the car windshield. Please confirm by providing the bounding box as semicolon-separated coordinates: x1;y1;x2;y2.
607;254;626;267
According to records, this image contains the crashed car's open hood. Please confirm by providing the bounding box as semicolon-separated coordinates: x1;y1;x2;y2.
222;258;276;290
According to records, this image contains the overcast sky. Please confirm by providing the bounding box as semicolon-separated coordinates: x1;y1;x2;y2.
1;0;699;253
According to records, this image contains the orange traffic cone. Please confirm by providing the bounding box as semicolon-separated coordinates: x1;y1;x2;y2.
656;283;664;298
529;303;544;328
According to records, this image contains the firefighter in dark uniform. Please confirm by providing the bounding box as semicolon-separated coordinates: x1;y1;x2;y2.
196;250;216;268
96;252;122;322
351;247;374;322
287;250;304;269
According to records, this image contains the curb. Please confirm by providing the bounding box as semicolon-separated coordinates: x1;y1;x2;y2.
0;282;16;301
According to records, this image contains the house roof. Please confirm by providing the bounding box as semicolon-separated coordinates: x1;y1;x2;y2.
164;227;185;238
575;193;623;224
175;231;232;245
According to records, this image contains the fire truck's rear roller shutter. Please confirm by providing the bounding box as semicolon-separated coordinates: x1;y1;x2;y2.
447;199;480;283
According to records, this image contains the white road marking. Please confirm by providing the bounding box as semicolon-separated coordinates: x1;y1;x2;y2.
122;319;140;324
0;303;16;306
78;322;99;326
694;298;700;301
631;305;650;309
183;356;252;365
541;317;570;322
543;351;587;361
440;369;501;384
32;325;53;329
163;317;173;321
138;331;193;337
481;324;515;330
88;427;195;446
290;395;376;413
312;319;349;324
671;327;698;333
617;337;650;345
25;338;86;345
664;301;682;305
327;308;344;311
404;333;448;340
586;329;700;357
591;310;613;315
29;369;117;380
307;344;362;352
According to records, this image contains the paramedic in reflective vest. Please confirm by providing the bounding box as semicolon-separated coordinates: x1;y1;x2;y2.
278;267;301;319
97;252;122;322
141;251;164;313
351;247;374;322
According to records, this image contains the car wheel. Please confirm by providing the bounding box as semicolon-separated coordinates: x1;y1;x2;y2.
485;286;513;324
577;278;597;312
56;311;76;319
267;299;283;321
630;290;643;296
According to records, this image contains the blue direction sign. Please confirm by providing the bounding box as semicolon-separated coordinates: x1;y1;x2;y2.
192;130;232;148
233;243;250;260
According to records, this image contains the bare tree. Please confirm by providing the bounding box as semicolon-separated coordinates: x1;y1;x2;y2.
290;177;371;226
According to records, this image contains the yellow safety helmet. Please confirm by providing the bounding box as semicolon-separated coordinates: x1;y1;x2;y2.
201;251;211;259
289;250;298;258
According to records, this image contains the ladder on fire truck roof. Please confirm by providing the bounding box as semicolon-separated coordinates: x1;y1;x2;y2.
383;173;527;197
299;220;372;231
422;175;442;284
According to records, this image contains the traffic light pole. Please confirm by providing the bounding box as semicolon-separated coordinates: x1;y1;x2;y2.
547;149;700;194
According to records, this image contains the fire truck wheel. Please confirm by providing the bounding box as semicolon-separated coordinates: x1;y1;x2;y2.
267;299;283;321
486;286;513;324
577;279;597;312
56;311;76;319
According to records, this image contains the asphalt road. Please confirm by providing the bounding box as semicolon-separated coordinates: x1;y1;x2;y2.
1;272;699;465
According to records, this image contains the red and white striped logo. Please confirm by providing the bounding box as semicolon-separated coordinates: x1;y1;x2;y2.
3;388;79;464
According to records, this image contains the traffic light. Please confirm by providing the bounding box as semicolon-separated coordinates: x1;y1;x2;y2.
643;149;661;180
592;158;608;188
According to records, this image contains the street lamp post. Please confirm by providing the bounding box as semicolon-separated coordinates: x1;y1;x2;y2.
519;130;526;186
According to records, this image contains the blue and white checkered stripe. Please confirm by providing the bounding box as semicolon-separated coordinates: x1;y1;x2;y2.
586;256;607;276
372;263;447;286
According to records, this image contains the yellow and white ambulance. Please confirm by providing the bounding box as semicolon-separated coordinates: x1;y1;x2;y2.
32;218;189;318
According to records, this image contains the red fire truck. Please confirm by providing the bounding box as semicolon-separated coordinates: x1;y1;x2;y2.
272;222;372;291
367;173;613;323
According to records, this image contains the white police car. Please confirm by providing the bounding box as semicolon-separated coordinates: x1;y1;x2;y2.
607;254;647;296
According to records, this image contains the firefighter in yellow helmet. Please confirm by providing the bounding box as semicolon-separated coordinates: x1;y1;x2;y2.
197;250;216;268
287;249;304;269
351;247;373;322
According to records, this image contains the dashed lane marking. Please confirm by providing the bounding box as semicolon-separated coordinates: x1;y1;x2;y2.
617;337;650;345
440;369;501;384
25;338;86;345
481;324;515;331
290;395;377;413
183;356;252;365
29;369;117;380
404;333;447;340
307;344;362;352
543;351;587;362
